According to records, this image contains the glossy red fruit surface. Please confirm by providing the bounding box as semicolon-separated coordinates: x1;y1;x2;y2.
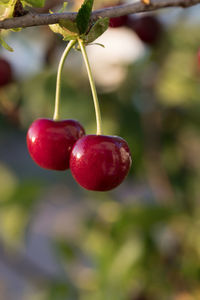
0;58;12;87
127;15;162;45
70;135;132;191
27;118;85;170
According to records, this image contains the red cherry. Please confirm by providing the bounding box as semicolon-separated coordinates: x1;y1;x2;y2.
0;58;12;87
27;118;85;170
109;14;128;28
70;135;131;191
127;15;162;45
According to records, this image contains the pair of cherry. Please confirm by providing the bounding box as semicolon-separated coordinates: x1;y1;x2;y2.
26;37;131;192
27;118;131;191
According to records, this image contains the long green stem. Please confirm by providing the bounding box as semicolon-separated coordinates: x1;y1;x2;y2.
78;39;102;135
53;39;77;121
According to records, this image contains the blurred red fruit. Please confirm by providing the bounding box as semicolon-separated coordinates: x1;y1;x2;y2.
0;58;12;87
127;15;162;45
109;14;128;28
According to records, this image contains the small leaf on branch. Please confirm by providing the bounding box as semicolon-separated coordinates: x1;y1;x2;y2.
0;0;17;20
0;35;13;51
63;34;77;41
76;0;94;35
49;8;78;41
83;17;109;44
59;19;79;34
49;23;77;41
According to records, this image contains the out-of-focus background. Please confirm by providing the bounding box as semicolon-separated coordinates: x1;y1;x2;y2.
0;0;200;299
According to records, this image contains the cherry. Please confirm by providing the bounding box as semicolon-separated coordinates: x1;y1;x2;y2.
27;118;85;170
0;57;12;87
70;134;131;191
127;15;162;45
109;14;128;28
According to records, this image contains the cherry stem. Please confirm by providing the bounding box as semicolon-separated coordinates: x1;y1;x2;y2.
53;39;77;121
78;38;102;135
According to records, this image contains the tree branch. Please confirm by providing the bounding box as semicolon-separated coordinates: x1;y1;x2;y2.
0;0;200;30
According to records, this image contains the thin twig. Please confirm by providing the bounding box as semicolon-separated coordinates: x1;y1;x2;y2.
0;0;200;29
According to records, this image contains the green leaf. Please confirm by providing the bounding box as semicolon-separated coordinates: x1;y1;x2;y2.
25;0;45;7
83;17;109;44
0;0;16;19
49;23;77;41
49;7;78;41
59;19;79;34
76;0;94;35
0;36;13;51
62;34;77;41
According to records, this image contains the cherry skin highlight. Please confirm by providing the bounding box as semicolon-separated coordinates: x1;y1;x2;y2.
0;58;12;87
27;118;85;170
70;135;132;191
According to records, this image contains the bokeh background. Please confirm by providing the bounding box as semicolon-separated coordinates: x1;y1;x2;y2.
0;0;200;299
